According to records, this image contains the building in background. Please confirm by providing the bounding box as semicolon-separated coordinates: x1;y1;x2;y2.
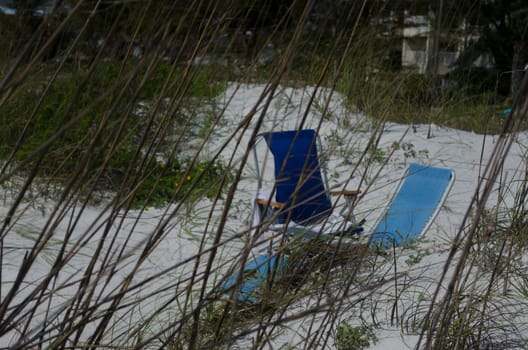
401;12;494;75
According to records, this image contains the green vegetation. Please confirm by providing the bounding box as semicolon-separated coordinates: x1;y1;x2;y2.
131;158;232;208
0;1;527;349
0;61;230;207
334;322;378;350
336;64;511;134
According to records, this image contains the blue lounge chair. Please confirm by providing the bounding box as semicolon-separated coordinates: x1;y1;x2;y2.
370;163;455;249
222;129;363;303
255;129;363;239
221;253;287;304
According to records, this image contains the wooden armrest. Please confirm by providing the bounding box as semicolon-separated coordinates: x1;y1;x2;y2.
256;198;284;209
329;190;361;196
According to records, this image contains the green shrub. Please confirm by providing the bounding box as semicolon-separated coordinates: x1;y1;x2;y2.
131;158;233;208
397;74;442;108
445;67;499;101
0;61;228;206
334;322;378;350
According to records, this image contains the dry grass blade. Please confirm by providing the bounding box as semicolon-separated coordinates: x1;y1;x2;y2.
1;0;528;349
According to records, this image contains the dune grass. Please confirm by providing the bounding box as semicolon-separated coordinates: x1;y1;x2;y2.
1;1;528;349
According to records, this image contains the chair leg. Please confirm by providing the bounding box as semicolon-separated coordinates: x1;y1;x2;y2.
341;193;358;223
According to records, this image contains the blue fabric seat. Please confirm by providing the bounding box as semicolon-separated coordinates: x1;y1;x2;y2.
259;129;363;236
370;163;454;249
263;129;332;225
221;253;286;304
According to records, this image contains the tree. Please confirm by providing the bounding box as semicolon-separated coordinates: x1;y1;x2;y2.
457;0;528;98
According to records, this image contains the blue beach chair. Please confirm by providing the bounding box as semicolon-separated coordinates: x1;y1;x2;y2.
222;129;363;303
254;129;364;239
221;253;287;304
370;163;455;249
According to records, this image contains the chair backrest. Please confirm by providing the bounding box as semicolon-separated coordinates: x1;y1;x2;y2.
371;163;454;248
261;129;332;225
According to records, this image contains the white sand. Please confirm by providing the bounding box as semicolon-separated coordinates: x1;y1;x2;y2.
1;82;526;348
